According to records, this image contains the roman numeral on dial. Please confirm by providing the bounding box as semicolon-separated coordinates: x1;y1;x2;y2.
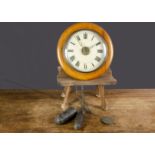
91;36;94;41
84;64;87;69
95;56;101;62
97;49;103;53
76;35;80;41
84;33;87;39
91;63;95;67
70;42;75;45
68;49;73;52
96;42;101;46
75;61;80;67
70;55;75;61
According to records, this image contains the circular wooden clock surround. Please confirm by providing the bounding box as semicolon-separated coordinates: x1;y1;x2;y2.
57;23;114;80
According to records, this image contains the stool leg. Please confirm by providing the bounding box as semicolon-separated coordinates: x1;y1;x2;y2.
96;85;101;98
61;87;73;98
61;87;67;98
61;86;71;111
98;85;107;110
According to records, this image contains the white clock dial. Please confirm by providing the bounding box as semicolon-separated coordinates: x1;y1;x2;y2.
64;30;107;72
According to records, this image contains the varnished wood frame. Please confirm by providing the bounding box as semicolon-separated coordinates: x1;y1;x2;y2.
57;23;114;80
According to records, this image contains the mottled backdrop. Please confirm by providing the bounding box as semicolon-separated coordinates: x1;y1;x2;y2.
0;23;154;89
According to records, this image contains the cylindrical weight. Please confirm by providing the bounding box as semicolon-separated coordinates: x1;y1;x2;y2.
55;107;77;125
74;109;84;130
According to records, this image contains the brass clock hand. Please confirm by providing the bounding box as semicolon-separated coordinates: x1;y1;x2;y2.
79;41;83;47
89;44;96;49
75;36;84;47
90;42;101;49
77;40;84;47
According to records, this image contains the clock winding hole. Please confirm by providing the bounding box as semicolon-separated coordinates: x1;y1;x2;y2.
81;47;90;56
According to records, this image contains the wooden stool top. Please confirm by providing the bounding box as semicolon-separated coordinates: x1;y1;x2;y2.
57;66;117;87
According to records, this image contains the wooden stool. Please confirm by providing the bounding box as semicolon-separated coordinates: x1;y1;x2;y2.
57;66;117;111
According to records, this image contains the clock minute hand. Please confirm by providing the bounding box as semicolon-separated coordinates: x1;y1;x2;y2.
89;44;96;49
90;42;101;49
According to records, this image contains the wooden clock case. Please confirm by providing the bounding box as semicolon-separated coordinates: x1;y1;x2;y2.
57;22;114;80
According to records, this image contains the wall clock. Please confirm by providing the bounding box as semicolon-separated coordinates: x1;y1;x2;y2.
57;23;114;80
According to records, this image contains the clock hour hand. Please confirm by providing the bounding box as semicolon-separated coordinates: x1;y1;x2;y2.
75;36;84;47
79;41;83;47
76;40;83;47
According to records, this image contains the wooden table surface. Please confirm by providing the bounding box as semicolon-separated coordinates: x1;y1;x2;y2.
0;89;155;133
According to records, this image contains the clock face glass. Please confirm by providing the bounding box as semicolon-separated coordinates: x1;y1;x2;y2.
64;30;107;72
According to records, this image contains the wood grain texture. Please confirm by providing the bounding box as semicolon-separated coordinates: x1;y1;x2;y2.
0;89;155;133
57;22;114;80
57;66;117;86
